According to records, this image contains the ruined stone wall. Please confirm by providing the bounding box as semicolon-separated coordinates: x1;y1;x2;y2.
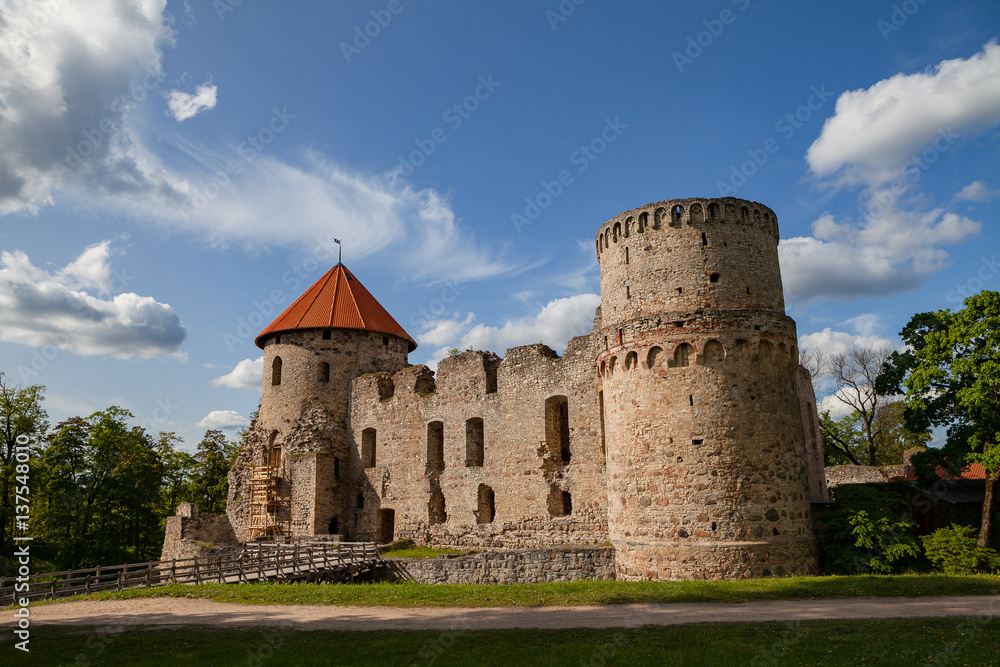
826;464;906;488
348;338;609;548
160;503;237;562
393;546;615;584
597;197;818;580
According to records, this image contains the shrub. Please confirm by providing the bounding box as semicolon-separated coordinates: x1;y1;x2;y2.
921;525;1000;575
821;484;922;575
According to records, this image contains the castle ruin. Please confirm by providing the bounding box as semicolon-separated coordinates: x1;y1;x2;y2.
220;196;829;581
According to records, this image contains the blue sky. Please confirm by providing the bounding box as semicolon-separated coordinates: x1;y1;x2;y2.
0;0;998;450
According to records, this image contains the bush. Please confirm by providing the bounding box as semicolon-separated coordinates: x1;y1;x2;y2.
381;538;416;553
821;485;923;575
921;525;1000;575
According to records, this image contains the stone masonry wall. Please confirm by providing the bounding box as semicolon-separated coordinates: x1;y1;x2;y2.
348;337;609;548
160;503;238;562
393;546;615;584
796;365;832;502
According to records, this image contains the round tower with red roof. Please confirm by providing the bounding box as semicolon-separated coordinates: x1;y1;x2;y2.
233;263;415;538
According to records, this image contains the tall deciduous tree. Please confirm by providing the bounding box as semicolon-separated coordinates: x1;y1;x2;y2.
828;346;896;466
879;291;1000;547
190;430;238;514
0;374;48;552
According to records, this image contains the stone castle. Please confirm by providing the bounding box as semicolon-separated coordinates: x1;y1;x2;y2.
218;196;829;581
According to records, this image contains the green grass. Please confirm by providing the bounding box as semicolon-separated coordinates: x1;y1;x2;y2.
33;574;1000;608
9;618;1000;666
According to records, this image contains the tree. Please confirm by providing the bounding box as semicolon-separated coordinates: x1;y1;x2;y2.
189;430;238;514
827;346;896;466
155;432;195;517
0;374;48;552
820;411;864;466
879;291;1000;547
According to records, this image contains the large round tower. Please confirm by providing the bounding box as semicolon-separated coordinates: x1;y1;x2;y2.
596;197;817;580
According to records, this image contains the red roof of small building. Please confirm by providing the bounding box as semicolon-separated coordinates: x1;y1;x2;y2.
255;264;416;351
904;461;988;482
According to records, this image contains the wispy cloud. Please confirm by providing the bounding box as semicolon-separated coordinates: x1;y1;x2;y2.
166;82;217;121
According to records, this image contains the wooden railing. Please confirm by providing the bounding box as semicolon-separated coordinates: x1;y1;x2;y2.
0;542;382;605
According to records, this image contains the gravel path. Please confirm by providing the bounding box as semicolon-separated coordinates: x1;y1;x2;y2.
15;596;999;632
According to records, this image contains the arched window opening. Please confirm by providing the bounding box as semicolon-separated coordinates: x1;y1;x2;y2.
647;346;663;369
476;484;495;524
670;205;683;227
753;208;762;224
545;395;571;464
625;351;638;371
328;516;339;535
465;417;484;467
708;203;720;220
356;494;365;509
757;340;773;362
638;211;648;232
670;343;692;368
608;356;617;376
690;203;704;224
271;356;282;386
701;340;726;366
426;421;444;472
612;222;621;241
654;207;667;229
361;428;377;468
740;206;749;221
318;361;330;382
624;216;634;237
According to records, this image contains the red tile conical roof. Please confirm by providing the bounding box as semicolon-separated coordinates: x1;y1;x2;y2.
255;264;416;351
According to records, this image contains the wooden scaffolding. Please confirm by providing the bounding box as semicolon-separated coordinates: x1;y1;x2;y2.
248;445;283;540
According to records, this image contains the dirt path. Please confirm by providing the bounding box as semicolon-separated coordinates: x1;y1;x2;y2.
14;596;999;632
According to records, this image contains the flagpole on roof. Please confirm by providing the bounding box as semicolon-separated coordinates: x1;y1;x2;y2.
334;238;342;265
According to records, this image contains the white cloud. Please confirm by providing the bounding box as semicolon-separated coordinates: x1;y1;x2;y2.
954;180;1000;202
416;313;476;347
212;357;263;389
0;1;512;284
0;245;186;358
166;82;217;121
779;206;980;301
0;0;176;215
818;388;861;420
417;294;601;367
806;41;1000;187
196;409;249;430
798;328;895;359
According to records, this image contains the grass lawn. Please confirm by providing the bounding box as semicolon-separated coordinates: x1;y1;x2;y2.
9;617;999;666
33;573;1000;608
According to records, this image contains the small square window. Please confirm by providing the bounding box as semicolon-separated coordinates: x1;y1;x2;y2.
322;330;331;340
382;336;389;346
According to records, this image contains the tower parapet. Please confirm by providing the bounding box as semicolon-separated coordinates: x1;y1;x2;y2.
597;196;818;580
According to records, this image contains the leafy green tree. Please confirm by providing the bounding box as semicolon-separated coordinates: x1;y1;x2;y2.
820;411;865;465
0;374;48;552
37;408;164;567
879;291;1000;547
921;524;1000;575
189;430;238;514
820;484;921;574
156;432;195;515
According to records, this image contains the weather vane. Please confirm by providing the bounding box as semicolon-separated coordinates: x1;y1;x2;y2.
333;238;342;265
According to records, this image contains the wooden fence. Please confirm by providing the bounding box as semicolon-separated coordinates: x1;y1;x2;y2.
0;541;383;605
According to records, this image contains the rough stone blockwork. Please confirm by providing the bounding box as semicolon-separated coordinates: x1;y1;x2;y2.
215;195;826;581
393;547;615;584
160;503;237;562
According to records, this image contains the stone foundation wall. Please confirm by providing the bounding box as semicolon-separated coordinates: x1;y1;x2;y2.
160;503;238;561
392;546;615;584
